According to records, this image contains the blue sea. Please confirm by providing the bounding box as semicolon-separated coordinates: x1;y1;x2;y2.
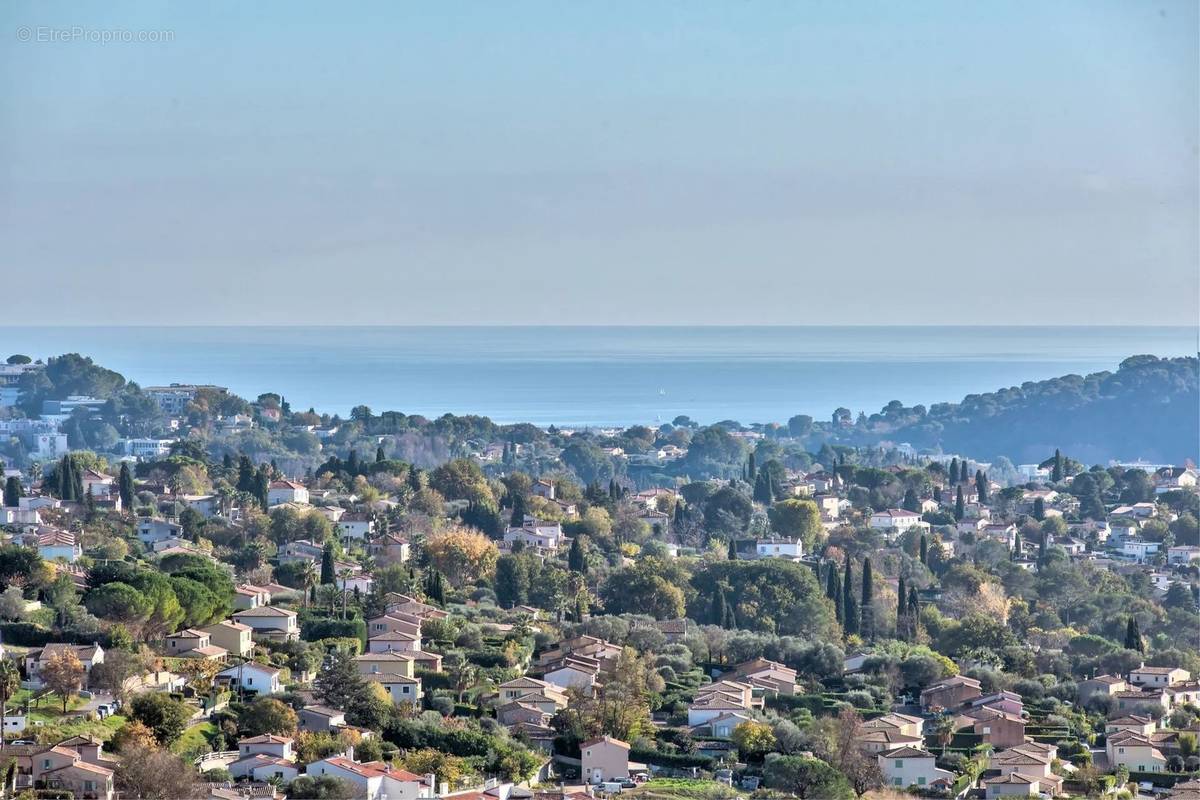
0;326;1194;428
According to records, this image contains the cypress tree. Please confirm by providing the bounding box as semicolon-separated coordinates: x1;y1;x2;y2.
903;488;920;513
1038;532;1048;562
1012;531;1021;560
320;542;336;585
713;584;729;628
896;574;907;639
727;538;738;561
408;467;423;493
1033;497;1045;521
826;563;843;624
1125;616;1143;653
975;470;988;504
254;467;270;511
1052;449;1063;483
842;555;858;636
3;476;21;508
71;458;84;502
954;486;965;521
347;449;360;475
919;534;928;565
376;446;386;464
237;456;255;492
860;558;875;641
568;536;588;574
907;587;920;637
118;463;134;511
747;453;757;482
959;460;968;484
949;458;959;484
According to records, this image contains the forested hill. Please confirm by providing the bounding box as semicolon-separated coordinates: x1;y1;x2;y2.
835;355;1198;464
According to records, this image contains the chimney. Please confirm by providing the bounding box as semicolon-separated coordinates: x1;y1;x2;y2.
345;745;354;762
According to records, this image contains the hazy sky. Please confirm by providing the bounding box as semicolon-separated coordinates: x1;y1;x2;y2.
2;1;1197;325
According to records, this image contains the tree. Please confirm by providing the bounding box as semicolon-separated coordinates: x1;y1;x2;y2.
841;555;858;637
287;775;358;800
118;462;135;511
1125;616;1144;654
1052;449;1064;482
949;458;960;484
43;650;85;712
0;658;18;752
320;542;336;585
314;649;365;712
1032;496;1045;521
600;559;686;620
115;744;203;799
568;535;589;574
902;488;920;513
826;562;843;625
690;560;838;638
239;697;298;737
424;527;499;586
763;755;855;799
130;692;192;744
919;534;928;564
2;477;20;508
494;555;529;609
954;486;965;521
860;557;875;641
731;720;776;761
896;574;907;639
768;499;822;550
975;470;989;504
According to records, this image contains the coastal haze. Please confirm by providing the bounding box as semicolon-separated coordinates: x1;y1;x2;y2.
2;325;1194;427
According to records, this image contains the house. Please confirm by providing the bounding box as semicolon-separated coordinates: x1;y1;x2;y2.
859;728;926;754
532;480;556;500
1168;545;1200;565
503;517;563;551
1121;539;1161;562
1114;687;1170;713
1078;674;1127;699
232;606;299;642
869;509;929;537
1130;665;1191;688
217;662;281;696
1107;730;1168;773
920;675;982;711
233;584;272;610
164;629;227;660
298;705;348;732
1106;715;1157;736
754;537;803;561
990;742;1060;793
228;753;300;783
25;643;104;688
877;747;954;791
692;711;753;739
136;518;182;547
79;470;114;498
355;651;416;679
37;529;81;563
862;713;924;740
582;736;631;784
542;657;600;691
367;533;411;564
267;479;309;506
963;707;1026;749
305;756;436;800
338;512;374;541
730;658;799;696
367;630;422;654
967;691;1024;717
983;772;1043;798
202;620;255;658
31;744;114;800
236;733;293;761
367;673;423;705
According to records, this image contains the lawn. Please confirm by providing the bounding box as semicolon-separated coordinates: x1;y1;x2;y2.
172;721;218;759
628;778;740;800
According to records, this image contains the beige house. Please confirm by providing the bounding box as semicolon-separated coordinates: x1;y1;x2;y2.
232;606;299;642
878;746;954;791
582;736;630;784
203;620;255;658
355;651;415;679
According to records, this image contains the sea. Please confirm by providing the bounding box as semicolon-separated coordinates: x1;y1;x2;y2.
0;326;1194;428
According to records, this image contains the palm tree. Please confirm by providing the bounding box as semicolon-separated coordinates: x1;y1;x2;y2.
299;562;318;609
0;658;18;753
933;713;957;756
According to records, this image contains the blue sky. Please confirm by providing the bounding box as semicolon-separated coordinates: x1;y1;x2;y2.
1;1;1196;325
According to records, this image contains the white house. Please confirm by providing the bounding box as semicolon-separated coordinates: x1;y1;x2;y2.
338;512;374;541
136;518;182;547
877;747;954;791
217;663;282;696
37;529;81;563
754;537;803;561
869;509;929;537
304;756;435;800
267;480;309;507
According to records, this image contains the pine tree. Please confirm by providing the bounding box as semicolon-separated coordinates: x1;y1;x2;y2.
118;463;134;511
1125;616;1144;653
919;534;928;565
1052;449;1064;483
975;470;988;504
954;486;965;521
842;555;858;636
826;563;843;625
860;558;875;641
3;476;21;508
896;574;907;639
320;543;336;585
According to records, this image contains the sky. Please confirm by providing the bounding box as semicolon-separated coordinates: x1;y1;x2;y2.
1;1;1197;326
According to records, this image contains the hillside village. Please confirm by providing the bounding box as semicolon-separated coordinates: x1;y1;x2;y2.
0;354;1196;800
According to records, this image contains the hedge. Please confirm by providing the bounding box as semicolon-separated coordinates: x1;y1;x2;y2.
630;747;714;770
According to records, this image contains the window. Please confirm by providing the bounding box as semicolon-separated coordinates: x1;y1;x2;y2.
894;760;903;768
917;777;926;786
